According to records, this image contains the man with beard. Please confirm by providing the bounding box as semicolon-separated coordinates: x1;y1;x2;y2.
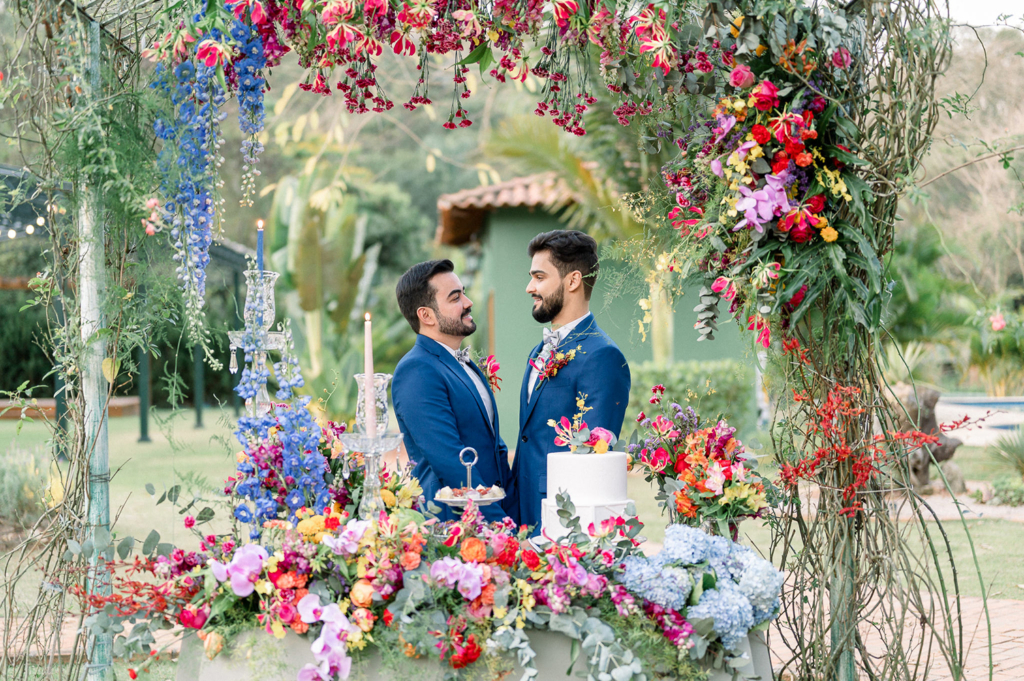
392;259;515;523
513;230;631;532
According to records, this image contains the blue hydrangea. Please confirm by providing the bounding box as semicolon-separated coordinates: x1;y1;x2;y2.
620;557;693;611
687;582;754;652
656;524;710;566
735;552;784;625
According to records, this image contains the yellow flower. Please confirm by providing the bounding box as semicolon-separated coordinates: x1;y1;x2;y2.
746;491;768;512
487;28;499;41
821;226;839;242
554;352;565;361
381;489;397;507
756;44;767;57
733;99;746;112
271;619;286;639
396;479;422;507
493;606;508;619
749;145;764;159
593;440;609;454
816;215;830;229
730;16;743;37
255;579;274;595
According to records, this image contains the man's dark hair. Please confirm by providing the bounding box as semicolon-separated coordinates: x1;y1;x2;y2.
528;230;600;299
396;259;454;333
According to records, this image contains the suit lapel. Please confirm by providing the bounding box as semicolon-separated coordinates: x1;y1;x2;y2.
419;336;495;436
520;314;597;428
520;342;543;430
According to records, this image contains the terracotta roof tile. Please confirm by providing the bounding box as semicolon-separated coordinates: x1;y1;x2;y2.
435;173;574;246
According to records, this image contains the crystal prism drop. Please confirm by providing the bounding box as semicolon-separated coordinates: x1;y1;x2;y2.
229;351;238;374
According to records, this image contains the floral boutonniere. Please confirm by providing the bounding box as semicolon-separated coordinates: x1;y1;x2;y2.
531;344;581;386
476;354;502;393
548;393;618;454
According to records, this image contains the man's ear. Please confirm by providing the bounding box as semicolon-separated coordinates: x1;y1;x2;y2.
417;306;435;329
565;270;583;294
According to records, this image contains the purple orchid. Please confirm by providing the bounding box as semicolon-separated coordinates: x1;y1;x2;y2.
734;173;792;232
429;557;464;588
321;519;370;557
712;114;737;143
457;562;485;601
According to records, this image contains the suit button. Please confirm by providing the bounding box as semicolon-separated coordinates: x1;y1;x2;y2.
521;436;528;443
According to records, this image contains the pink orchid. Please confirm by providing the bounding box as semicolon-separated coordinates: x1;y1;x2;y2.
208;543;268;597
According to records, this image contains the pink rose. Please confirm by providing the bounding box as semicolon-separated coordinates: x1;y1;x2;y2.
750;80;780;111
832;46;852;69
729;64;755;89
990;312;1006;331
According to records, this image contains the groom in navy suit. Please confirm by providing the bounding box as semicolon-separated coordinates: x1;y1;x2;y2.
512;230;631;532
392;259;514;523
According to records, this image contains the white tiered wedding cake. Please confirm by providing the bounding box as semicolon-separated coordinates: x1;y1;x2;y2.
539;450;633;539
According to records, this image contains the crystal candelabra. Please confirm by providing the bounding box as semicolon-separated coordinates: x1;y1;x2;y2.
228;269;285;417
338;373;403;520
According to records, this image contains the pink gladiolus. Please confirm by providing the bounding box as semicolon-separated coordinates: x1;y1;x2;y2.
711;277;737;302
195;39;231;68
363;0;386;18
552;0;579;28
832;46;852;69
390;30;416;57
729;64;755;89
990;312;1007;331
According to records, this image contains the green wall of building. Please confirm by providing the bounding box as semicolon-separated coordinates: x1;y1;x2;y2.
469;207;751;443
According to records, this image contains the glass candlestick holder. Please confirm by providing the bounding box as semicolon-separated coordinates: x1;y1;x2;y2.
354;373;392;435
337;431;404;520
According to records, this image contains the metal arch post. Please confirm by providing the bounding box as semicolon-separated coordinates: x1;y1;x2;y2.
80;18;112;681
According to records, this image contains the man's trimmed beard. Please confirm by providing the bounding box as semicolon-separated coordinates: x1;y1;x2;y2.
437;307;477;336
531;283;564;323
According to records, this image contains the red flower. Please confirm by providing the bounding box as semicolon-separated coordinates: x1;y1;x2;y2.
794;152;813;167
449;633;482;668
521;549;541;570
750;80;779;111
771;151;790;175
751;124;771;145
324;515;340;531
806;195;826;213
383;609;394;627
784;140;805;156
789;221;815;243
128;670;138;680
390;30;416;56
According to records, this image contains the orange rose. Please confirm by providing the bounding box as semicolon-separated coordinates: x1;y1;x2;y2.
292;588;309;603
400;551;421;570
277;572;308;590
290;620;309;635
460;537;487;563
350;579;376;608
352;607;376;632
480;583;496;606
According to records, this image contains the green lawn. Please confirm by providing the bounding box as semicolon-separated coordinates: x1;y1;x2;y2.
2;409;238;547
934;444;1009;483
24;658;178;681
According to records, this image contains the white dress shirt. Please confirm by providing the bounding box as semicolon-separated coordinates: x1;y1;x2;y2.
527;313;590;400
443;344;495;426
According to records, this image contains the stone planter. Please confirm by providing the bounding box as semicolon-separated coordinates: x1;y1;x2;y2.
176;628;771;681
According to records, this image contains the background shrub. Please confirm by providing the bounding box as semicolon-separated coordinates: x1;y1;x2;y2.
628;360;757;437
990;475;1024;507
0;446;49;528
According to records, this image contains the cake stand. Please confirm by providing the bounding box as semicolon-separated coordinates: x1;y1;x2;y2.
433;447;506;509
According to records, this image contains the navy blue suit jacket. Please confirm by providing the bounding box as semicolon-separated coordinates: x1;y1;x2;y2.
392;334;513;523
511;314;631;532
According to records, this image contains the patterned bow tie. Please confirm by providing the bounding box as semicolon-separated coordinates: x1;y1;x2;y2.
454;348;472;364
542;327;560;349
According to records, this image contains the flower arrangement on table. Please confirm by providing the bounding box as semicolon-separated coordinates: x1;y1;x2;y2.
77;402;783;681
548;392;618;454
630;385;776;538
